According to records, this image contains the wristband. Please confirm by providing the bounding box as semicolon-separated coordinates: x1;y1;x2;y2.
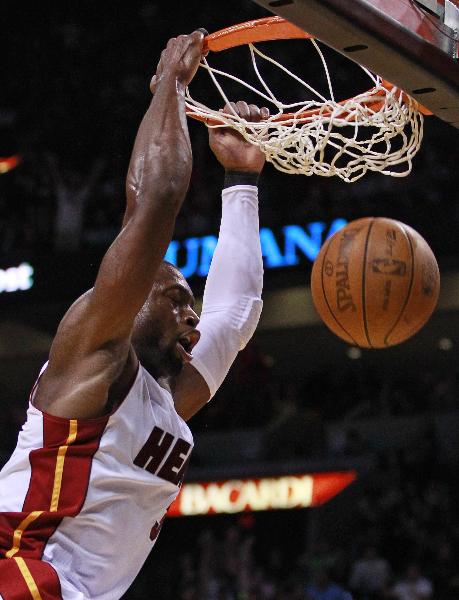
224;170;259;189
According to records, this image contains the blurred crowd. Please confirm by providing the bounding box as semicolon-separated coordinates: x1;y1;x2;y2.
191;342;459;437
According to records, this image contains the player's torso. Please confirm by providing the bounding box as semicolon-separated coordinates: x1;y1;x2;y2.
0;364;193;600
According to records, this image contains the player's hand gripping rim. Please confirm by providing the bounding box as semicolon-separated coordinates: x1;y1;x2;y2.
150;28;208;94
209;101;270;174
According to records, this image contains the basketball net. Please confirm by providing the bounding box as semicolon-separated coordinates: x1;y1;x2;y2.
186;36;426;183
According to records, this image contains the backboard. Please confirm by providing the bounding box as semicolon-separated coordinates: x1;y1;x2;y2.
250;0;459;127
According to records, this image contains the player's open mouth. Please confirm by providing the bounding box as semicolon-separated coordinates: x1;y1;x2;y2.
176;330;200;363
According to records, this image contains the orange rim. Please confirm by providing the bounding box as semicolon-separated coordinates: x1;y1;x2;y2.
203;16;311;53
190;17;432;123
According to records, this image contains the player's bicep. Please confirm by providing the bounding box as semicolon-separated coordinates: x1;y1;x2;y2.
91;225;157;321
88;203;178;341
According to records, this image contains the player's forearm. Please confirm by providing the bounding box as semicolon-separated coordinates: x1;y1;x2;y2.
203;174;263;303
190;177;264;398
174;178;263;418
124;74;192;225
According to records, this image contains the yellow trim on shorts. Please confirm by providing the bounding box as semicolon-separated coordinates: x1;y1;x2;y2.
5;511;44;558
14;557;44;600
50;419;78;512
5;419;78;560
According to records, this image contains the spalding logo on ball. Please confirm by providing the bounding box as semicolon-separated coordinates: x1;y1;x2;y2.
311;217;440;348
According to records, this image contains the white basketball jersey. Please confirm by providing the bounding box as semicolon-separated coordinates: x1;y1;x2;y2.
0;364;193;599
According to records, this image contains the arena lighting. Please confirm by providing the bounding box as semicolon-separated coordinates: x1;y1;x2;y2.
168;471;357;517
0;155;21;174
0;263;34;293
165;219;347;278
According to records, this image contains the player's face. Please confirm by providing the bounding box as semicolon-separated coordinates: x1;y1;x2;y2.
132;264;200;379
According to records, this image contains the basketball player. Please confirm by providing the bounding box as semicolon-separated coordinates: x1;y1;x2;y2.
0;31;267;599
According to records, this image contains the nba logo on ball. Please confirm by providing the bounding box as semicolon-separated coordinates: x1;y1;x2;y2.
311;217;440;348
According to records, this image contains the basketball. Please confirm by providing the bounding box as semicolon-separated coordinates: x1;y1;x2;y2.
311;217;440;348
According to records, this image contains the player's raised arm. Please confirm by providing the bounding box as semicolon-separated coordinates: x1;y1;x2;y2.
34;32;205;418
92;31;204;340
172;102;268;420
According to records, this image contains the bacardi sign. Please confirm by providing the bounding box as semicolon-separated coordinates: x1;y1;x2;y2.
168;471;356;517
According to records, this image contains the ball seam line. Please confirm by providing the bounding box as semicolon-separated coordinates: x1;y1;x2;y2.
362;218;375;349
383;225;415;346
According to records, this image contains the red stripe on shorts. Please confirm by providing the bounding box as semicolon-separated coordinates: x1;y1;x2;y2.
0;412;109;561
0;557;62;600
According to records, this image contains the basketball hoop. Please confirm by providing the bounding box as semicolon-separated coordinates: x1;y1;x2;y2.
186;17;432;182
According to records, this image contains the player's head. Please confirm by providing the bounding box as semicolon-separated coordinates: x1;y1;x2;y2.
132;261;200;379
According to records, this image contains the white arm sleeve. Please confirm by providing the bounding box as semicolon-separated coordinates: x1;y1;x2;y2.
191;184;263;398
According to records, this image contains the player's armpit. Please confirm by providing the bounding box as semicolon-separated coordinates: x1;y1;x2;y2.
171;364;211;421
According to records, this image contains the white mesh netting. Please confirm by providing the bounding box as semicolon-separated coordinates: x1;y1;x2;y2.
185;40;424;182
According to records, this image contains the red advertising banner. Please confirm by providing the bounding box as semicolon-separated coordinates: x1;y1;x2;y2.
168;471;356;517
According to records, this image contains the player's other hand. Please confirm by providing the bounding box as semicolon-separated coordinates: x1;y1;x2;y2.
209;101;269;174
150;29;207;93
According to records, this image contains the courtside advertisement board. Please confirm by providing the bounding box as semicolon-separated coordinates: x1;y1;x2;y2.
168;471;357;517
